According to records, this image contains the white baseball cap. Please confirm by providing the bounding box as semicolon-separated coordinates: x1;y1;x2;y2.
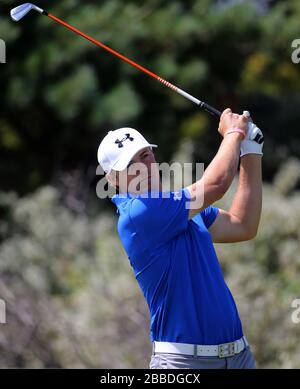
97;127;157;173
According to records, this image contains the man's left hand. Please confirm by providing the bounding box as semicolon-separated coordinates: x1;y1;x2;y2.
240;120;264;157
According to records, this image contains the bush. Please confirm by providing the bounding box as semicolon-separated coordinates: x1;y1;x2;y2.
1;159;300;368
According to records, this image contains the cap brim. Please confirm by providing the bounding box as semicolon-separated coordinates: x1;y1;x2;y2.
111;144;157;172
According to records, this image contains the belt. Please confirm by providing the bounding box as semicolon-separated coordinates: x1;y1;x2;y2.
153;336;249;358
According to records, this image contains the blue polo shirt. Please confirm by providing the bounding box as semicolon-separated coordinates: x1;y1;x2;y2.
112;188;243;345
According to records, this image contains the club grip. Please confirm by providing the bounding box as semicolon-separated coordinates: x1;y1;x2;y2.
199;102;221;117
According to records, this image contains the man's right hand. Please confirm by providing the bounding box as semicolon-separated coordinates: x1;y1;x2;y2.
218;108;249;139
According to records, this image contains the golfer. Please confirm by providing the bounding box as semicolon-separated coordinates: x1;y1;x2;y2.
97;108;263;369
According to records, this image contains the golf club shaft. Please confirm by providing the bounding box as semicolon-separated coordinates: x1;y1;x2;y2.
45;12;221;117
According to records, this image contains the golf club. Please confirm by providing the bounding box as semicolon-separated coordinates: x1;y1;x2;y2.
10;3;222;117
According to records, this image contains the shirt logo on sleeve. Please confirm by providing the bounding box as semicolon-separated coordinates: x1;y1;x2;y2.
174;191;182;201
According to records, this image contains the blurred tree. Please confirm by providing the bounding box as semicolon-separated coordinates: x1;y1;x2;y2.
0;187;150;368
1;159;300;367
1;0;300;370
0;0;300;195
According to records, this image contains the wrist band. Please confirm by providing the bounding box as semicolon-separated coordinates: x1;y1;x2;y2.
225;128;245;139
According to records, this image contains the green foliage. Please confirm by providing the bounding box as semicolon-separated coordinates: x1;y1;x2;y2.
1;0;300;369
1;158;300;368
0;186;150;368
45;65;98;120
1;0;300;193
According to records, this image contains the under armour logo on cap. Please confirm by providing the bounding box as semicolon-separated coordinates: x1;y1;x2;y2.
115;133;134;148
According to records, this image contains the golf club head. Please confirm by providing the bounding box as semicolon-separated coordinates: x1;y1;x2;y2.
10;3;44;22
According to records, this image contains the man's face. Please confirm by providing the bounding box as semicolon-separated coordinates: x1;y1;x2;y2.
115;147;161;194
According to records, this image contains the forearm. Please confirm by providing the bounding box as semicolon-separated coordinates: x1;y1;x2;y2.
203;133;242;195
187;108;248;218
229;155;262;237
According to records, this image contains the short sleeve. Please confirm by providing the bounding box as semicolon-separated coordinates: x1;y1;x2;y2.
129;188;190;245
200;206;219;229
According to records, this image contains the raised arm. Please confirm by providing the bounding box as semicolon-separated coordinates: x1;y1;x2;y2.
186;108;249;219
209;121;264;243
209;155;262;242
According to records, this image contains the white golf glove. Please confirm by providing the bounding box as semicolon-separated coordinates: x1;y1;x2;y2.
240;114;264;157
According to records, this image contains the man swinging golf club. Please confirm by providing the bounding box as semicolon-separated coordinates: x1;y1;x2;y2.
10;2;263;370
98;108;263;369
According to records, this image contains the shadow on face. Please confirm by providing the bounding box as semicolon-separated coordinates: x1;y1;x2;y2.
106;147;161;194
